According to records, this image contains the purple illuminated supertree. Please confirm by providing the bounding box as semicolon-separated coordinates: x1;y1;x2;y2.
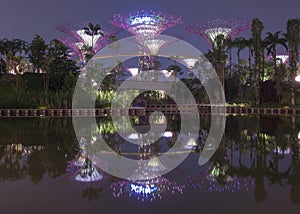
266;53;289;65
185;164;255;193
110;10;182;71
110;10;182;40
67;138;105;182
111;160;184;201
56;22;121;63
186;18;251;48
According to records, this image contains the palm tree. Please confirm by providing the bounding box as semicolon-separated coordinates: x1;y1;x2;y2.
264;31;288;103
233;37;248;96
82;22;104;61
251;19;264;105
246;38;254;83
286;19;300;106
264;31;288;73
206;34;227;87
224;37;234;78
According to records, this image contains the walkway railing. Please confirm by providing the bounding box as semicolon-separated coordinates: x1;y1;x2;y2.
0;105;300;117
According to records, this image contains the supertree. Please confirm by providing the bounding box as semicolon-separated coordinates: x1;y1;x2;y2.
110;10;182;41
186;18;251;48
111;159;184;201
110;10;182;71
186;18;250;87
67;137;104;182
56;22;121;64
266;53;289;65
185;164;255;193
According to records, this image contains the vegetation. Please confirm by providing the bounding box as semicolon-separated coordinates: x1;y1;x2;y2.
0;19;299;108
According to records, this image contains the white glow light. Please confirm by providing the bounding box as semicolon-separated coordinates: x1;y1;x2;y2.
163;131;173;137
160;70;173;79
204;27;232;44
76;29;103;48
142;39;166;55
128;68;139;76
276;55;289;64
182;58;198;69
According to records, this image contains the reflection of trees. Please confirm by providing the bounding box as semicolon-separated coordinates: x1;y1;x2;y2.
0;144;26;181
225;115;300;203
289;139;300;204
0;118;78;184
82;186;103;202
26;150;46;184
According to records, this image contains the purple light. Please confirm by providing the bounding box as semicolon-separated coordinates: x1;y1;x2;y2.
56;22;121;62
266;53;289;65
186;18;251;47
110;10;182;40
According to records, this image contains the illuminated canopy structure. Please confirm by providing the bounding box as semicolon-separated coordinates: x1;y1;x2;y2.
185;164;255;193
186;18;251;47
111;10;182;71
111;163;184;201
74;159;103;182
56;22;120;62
266;54;289;65
110;10;182;41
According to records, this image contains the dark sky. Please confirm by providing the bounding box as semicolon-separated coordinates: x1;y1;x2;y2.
0;0;299;50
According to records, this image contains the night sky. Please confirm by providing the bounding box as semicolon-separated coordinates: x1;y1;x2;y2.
0;0;299;51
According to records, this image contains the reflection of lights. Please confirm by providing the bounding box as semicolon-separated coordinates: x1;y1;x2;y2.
185;165;255;193
298;131;300;140
75;159;103;182
130;183;157;195
144;156;166;172
273;147;291;155
184;137;197;149
112;162;184;201
163;131;173;138
295;75;300;82
112;176;184;201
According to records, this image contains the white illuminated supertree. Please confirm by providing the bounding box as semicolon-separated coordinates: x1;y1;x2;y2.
56;22;121;63
111;160;184;201
110;10;182;71
266;53;289;65
186;18;251;48
67;138;104;183
110;10;182;41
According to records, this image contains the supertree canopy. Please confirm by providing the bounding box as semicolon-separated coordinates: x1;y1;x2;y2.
110;10;182;41
185;164;255;193
186;18;251;47
56;22;120;62
266;53;289;65
111;161;184;201
111;11;182;72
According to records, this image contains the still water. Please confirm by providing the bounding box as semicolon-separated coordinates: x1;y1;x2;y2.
0;115;300;214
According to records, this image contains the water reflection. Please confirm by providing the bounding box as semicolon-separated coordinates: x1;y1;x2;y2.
1;115;300;207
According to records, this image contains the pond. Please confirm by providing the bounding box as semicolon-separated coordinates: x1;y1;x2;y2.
0;115;300;214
